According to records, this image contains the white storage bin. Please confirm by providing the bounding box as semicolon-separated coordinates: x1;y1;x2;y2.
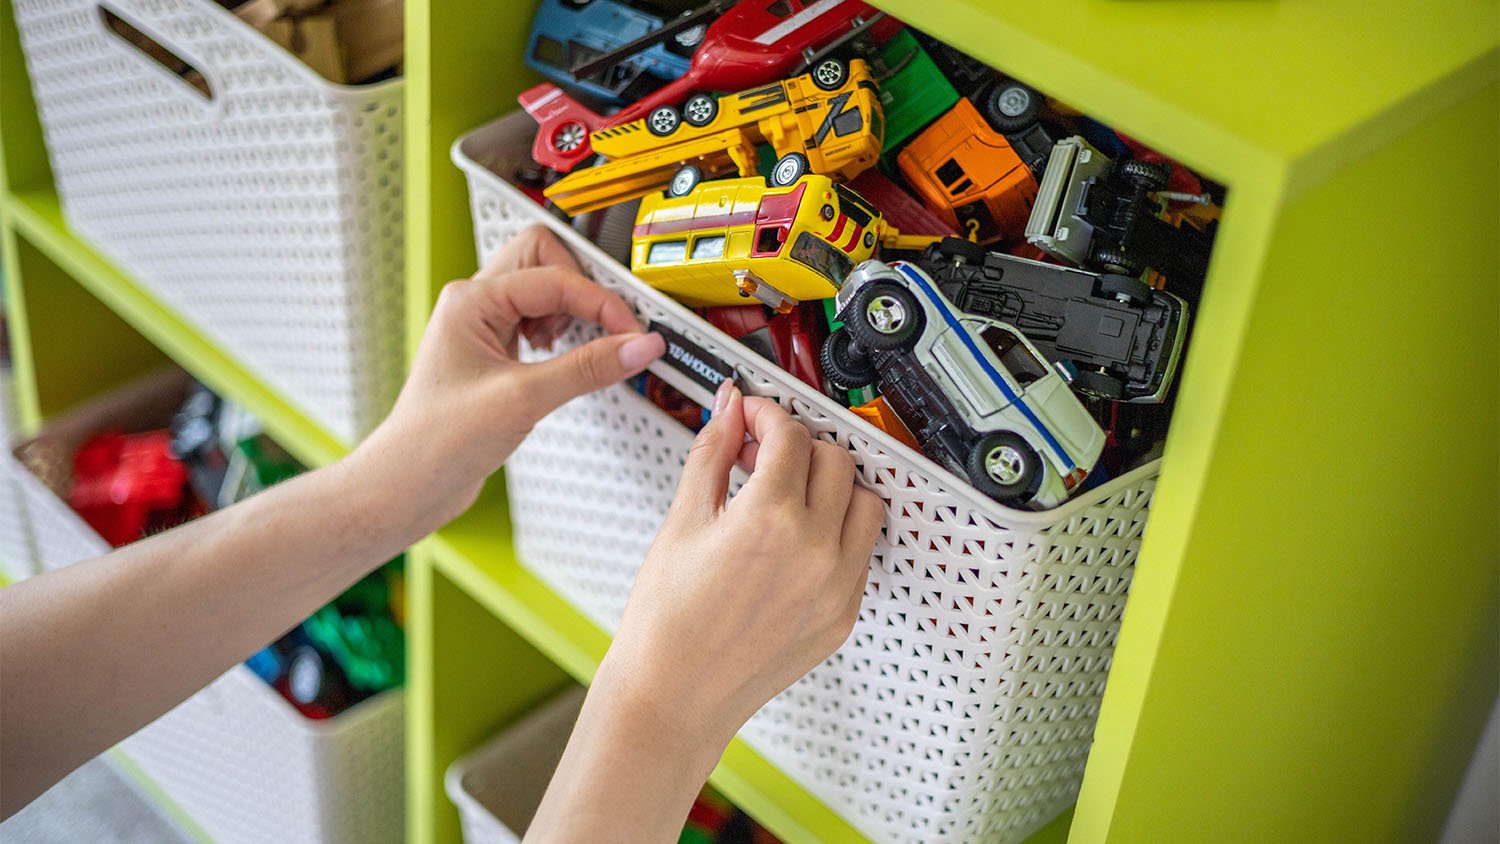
12;0;405;444
445;686;586;844
18;391;404;844
454;113;1159;844
0;450;39;581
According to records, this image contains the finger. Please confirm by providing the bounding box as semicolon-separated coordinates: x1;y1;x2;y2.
735;439;759;474
477;224;582;279
805;440;855;518
471;267;641;339
672;382;746;523
514;331;665;419
739;397;812;495
839;486;885;586
521;313;573;352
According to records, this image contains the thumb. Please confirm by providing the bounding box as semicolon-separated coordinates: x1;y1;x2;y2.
518;331;665;418
671;380;745;523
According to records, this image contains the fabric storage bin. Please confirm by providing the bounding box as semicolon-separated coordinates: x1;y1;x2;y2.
445;686;587;844
11;0;405;444
15;372;405;844
454;113;1159;844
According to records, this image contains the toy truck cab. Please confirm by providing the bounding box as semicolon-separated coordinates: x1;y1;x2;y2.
822;259;1105;508
1025;135;1213;283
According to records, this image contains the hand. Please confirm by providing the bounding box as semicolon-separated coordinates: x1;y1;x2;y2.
597;381;886;753
348;225;666;541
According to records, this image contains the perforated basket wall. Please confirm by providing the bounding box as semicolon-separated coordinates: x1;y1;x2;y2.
0;451;38;581
11;0;405;444
20;451;406;843
455;115;1157;844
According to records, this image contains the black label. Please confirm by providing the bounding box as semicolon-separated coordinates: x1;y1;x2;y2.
650;321;734;397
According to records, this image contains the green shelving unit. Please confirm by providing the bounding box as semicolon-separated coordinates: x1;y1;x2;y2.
2;1;1495;843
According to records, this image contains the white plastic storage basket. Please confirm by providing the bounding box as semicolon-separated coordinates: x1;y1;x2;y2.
0;451;39;581
11;0;405;444
445;686;587;844
21;435;404;844
454;113;1159;844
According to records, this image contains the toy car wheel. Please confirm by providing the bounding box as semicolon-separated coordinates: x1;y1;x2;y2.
848;282;925;352
1097;272;1153;307
668;165;702;198
683;94;718;127
1119;159;1172;192
1071;369;1125;401
647;105;682;136
811;58;848;91
982;80;1043;134
551;121;589;154
966;432;1039;503
770;152;811;187
669;23;706;54
932;236;990;265
287;644;351;709
821;328;877;390
1090;244;1143;277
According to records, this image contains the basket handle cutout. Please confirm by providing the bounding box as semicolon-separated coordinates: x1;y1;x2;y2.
99;6;214;100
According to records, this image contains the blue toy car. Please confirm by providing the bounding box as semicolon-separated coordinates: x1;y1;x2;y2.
526;0;695;106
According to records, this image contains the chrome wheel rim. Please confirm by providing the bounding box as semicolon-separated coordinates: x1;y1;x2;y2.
997;86;1031;117
686;98;714;123
670;168;697;196
985;445;1026;485
814;60;843;87
865;295;907;334
555;122;586;152
649;109;677;133
773;158;802;185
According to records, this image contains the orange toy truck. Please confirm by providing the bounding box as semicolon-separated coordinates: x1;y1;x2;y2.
545;59;884;217
896;96;1038;245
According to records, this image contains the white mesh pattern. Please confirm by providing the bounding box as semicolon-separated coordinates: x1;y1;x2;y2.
12;0;405;444
0;452;39;581
455;115;1159;844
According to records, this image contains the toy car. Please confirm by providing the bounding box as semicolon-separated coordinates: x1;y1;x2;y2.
1024;136;1213;283
522;0;901;171
895;96;1038;244
543;58;884;215
702;301;828;390
70;430;198;546
525;0;692;105
821;259;1105;508
631;173;885;311
917;237;1189;403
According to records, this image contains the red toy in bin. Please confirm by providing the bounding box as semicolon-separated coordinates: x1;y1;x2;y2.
69;430;197;547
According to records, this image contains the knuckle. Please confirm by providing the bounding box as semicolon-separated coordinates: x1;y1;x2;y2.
569;345;609;387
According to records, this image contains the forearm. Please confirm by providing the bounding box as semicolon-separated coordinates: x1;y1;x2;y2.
0;453;417;817
525;657;732;843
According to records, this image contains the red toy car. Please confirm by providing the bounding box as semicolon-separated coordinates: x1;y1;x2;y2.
522;0;902;171
702;302;828;391
70;430;198;546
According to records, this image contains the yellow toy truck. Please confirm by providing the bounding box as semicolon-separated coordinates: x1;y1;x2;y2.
545;58;884;216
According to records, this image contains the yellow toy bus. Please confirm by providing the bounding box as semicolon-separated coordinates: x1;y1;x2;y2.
546;59;884;216
631;174;893;313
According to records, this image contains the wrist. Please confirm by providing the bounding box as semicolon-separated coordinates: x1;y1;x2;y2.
592;639;741;768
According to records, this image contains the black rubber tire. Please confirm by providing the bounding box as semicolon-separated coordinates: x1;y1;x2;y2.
981;80;1043;134
646;105;681;137
846;282;925;352
1071;369;1125;401
1090;243;1143;277
821;328;877;390
810;58;848;91
1119;158;1171;192
682;93;718;127
769;152;810;187
932;236;989;265
966;431;1040;504
1097;272;1153;307
667;165;702;198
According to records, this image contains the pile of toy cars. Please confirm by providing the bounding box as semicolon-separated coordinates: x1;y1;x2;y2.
516;0;1221;509
168;382;406;718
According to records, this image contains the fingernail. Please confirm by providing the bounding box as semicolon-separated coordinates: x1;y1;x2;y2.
711;379;736;416
618;332;664;371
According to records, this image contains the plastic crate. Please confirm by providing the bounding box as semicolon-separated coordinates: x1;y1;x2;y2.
445;686;587;844
453;113;1159;844
11;0;405;444
15;377;405;844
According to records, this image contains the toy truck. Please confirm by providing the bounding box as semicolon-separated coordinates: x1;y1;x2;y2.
821;259;1105;508
522;0;901;171
896;96;1038;244
917;238;1190;403
543;58;884;216
1025;135;1214;283
525;0;693;105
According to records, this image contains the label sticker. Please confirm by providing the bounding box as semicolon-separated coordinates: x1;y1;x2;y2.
648;321;735;408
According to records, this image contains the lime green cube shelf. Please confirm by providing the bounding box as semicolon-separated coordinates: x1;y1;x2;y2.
3;0;1495;843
